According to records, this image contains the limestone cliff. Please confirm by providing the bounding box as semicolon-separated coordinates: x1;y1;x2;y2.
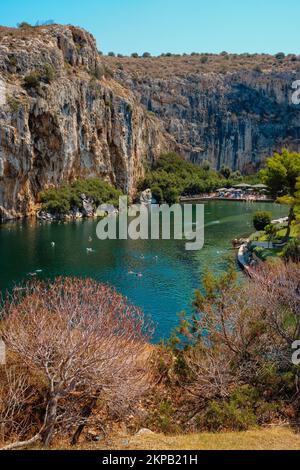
2;24;300;220
107;55;300;172
0;25;173;219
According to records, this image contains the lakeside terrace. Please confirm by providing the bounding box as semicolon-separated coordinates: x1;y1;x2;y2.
180;183;274;203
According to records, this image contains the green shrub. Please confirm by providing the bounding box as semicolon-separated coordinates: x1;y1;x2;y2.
164;187;179;204
231;170;242;180
43;63;56;83
24;71;42;89
253;211;272;231
92;65;105;80
17;21;33;28
252;246;265;259
220;165;231;179
205;400;257;432
7;96;21;113
183;179;206;196
40;178;122;215
201;160;211;171
89;77;102;98
265;224;277;246
204;386;258;432
7;55;17;67
282;238;300;262
24;65;56;89
151;185;163;204
104;66;114;79
208;391;280;430
40;188;71;214
144;398;179;434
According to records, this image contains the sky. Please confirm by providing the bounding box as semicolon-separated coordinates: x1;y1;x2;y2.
1;0;300;56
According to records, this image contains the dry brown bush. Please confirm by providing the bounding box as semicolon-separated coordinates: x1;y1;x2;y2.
104;53;298;79
0;277;154;448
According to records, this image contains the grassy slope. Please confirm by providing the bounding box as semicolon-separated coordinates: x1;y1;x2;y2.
50;427;300;450
127;428;300;450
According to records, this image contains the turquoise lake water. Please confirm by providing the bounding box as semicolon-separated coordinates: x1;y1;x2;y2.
0;201;287;341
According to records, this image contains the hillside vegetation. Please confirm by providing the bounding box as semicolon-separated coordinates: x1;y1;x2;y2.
104;51;300;77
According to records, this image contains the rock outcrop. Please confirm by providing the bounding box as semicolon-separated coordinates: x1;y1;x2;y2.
0;25;173;219
108;56;300;172
139;188;152;205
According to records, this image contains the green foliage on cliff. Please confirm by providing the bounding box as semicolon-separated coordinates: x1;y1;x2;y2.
40;178;123;215
24;63;56;89
7;96;22;113
43;63;56;83
24;71;42;89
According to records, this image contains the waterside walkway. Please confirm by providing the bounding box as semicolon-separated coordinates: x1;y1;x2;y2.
180;195;274;203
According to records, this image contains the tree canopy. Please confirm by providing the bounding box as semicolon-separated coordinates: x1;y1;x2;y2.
260;149;300;197
138;152;245;203
260;150;300;240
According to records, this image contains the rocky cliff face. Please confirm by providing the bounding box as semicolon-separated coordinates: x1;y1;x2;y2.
1;25;300;220
0;25;173;219
108;56;300;172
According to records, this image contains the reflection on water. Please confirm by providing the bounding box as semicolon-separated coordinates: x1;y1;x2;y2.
0;201;287;341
